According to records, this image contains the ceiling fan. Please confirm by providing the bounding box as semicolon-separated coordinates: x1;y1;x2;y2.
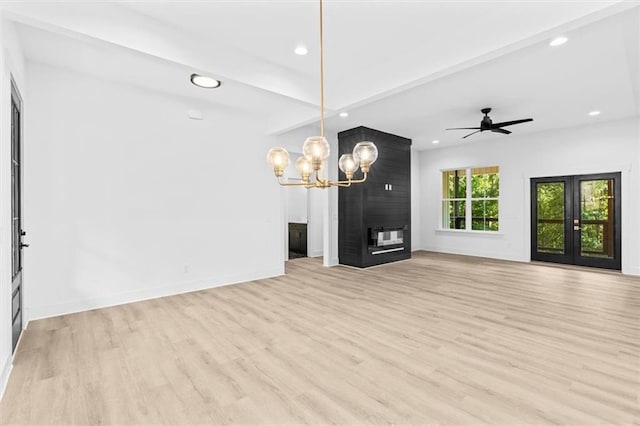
446;108;533;139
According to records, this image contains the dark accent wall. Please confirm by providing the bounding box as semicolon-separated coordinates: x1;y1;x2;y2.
338;126;412;268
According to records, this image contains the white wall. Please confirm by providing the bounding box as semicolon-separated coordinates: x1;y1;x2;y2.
419;117;640;275
284;185;307;224
306;183;324;258
283;153;308;225
23;62;284;321
0;18;27;398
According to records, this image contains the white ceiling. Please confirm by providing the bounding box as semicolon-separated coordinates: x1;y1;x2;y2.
2;0;639;150
325;6;640;149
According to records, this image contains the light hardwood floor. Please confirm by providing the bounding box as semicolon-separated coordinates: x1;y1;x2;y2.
1;251;639;425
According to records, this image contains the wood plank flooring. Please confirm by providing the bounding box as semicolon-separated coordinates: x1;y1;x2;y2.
1;251;639;425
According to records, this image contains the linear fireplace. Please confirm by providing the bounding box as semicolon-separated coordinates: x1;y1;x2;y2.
369;226;407;255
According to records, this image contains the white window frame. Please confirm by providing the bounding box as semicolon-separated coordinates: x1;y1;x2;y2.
440;166;500;233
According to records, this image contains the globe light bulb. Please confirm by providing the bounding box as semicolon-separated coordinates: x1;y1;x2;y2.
266;147;290;177
296;156;313;182
338;154;360;180
302;136;330;170
352;141;378;173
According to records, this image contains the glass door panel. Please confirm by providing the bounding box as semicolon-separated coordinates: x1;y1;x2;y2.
531;177;572;265
579;179;614;259
536;182;565;254
573;174;620;269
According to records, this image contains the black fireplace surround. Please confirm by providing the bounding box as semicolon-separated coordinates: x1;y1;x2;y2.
338;126;411;268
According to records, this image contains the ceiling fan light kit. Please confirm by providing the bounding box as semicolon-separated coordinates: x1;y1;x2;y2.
446;107;533;139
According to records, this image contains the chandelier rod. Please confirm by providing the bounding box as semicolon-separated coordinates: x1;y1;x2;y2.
319;0;325;138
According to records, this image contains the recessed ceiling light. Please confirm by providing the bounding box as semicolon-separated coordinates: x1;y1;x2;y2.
588;110;601;116
339;112;349;118
294;46;308;56
549;36;568;47
432;140;439;144
190;73;221;89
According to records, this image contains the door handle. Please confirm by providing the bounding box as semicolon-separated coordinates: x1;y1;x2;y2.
21;230;29;248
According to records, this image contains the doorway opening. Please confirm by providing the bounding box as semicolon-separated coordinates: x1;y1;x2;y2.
531;172;621;270
284;180;308;260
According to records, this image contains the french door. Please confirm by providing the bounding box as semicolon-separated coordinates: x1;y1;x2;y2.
531;173;621;270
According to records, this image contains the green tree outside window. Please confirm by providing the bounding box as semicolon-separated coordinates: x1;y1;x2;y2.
442;166;499;232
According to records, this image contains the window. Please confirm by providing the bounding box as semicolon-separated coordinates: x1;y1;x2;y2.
442;166;499;231
442;169;467;230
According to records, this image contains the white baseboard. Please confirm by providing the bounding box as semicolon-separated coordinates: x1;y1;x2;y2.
419;246;526;262
0;355;12;401
324;257;339;267
26;267;284;322
420;247;640;276
623;266;640;276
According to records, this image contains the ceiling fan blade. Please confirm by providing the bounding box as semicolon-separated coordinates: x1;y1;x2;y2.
462;130;482;139
446;127;481;130
491;128;512;135
491;118;533;128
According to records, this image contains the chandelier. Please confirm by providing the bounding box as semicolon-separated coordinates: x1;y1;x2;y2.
266;0;378;188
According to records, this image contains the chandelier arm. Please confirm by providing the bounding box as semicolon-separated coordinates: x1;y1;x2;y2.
277;177;313;186
315;171;325;185
332;173;368;185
